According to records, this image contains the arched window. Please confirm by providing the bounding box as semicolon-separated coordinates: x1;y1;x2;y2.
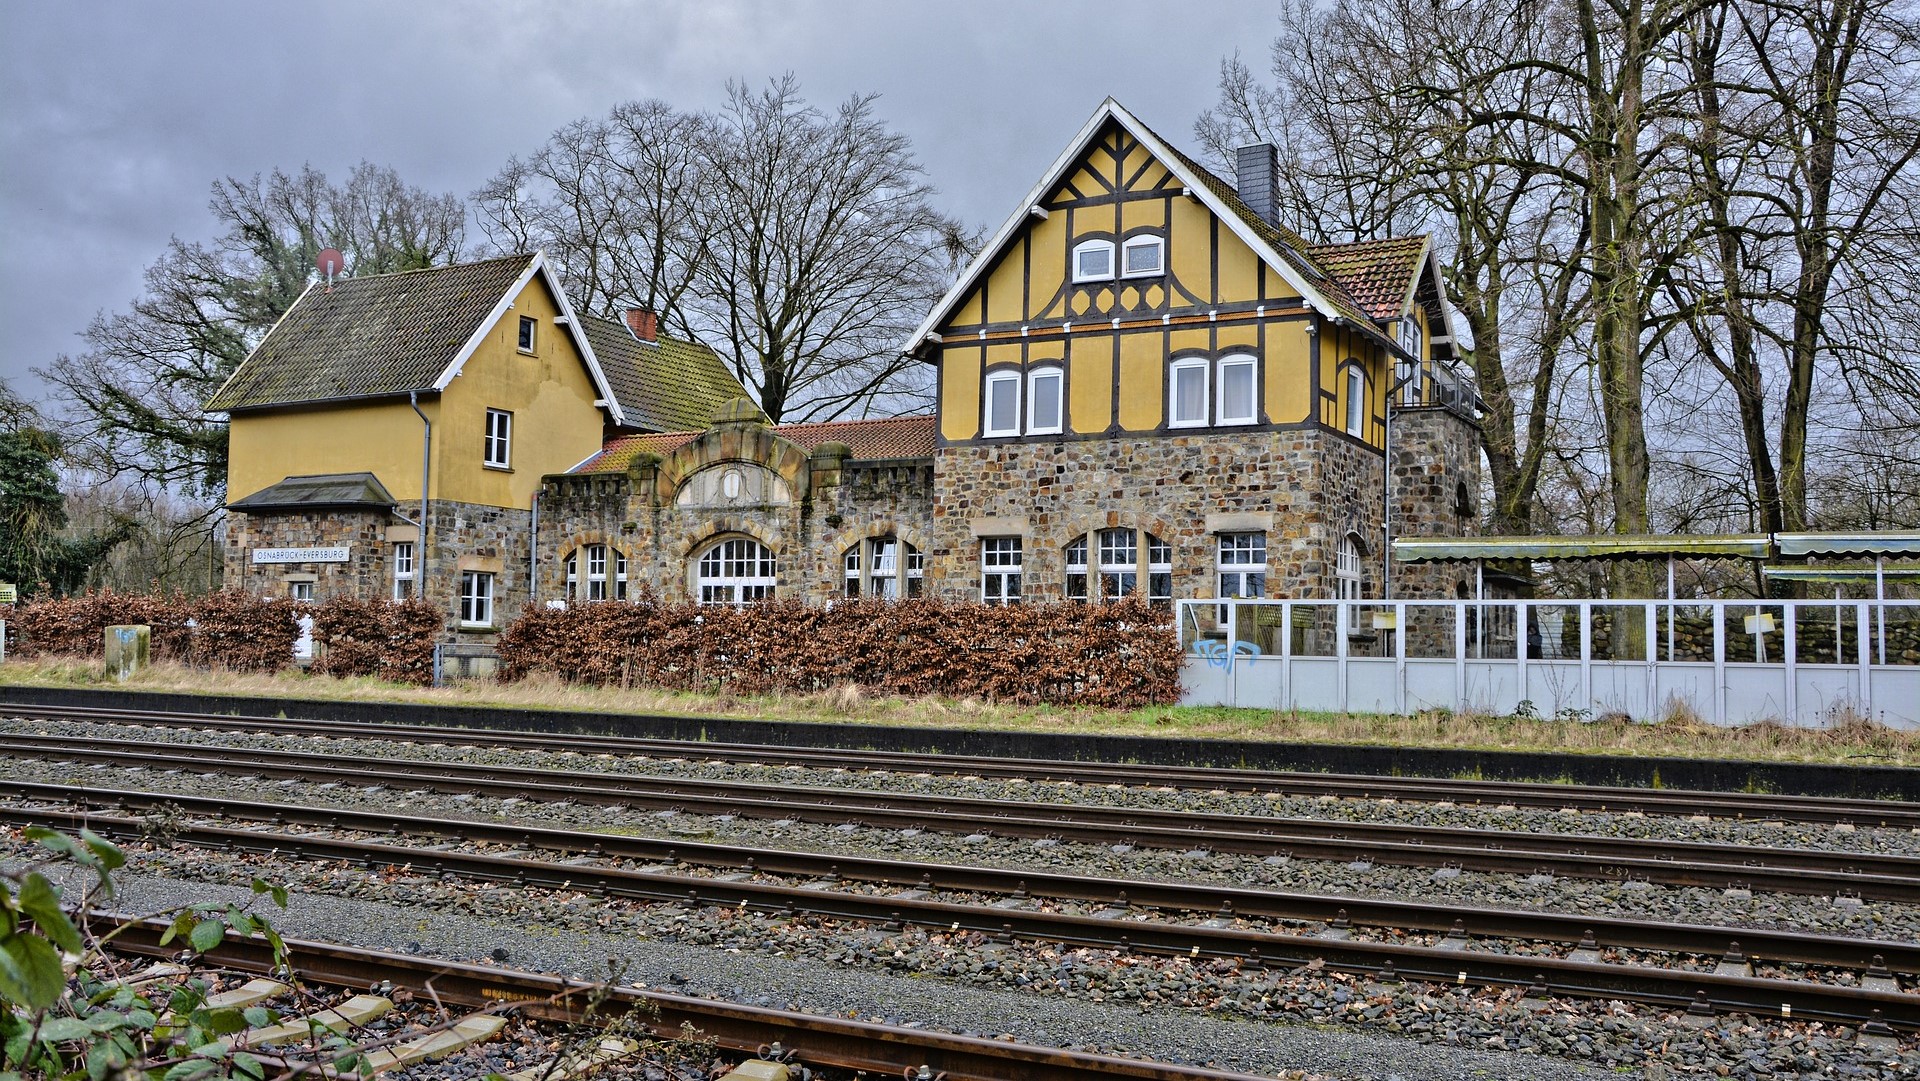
843;536;923;600
1072;238;1116;282
696;538;776;606
565;543;627;602
1336;534;1365;600
1066;528;1172;606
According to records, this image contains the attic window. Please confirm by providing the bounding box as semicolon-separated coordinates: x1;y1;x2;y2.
1121;235;1164;278
517;316;537;354
1072;239;1115;283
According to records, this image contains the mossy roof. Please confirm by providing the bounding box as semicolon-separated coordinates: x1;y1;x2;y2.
575;414;937;474
578;316;748;433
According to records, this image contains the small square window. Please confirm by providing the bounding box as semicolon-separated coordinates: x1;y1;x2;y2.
1122;236;1164;277
1072;239;1115;283
517;316;537;353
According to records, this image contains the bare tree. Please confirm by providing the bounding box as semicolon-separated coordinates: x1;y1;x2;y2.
477;76;974;423
36;163;466;505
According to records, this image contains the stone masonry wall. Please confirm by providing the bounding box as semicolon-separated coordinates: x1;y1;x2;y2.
927;428;1384;605
222;509;394;603
535;448;934;606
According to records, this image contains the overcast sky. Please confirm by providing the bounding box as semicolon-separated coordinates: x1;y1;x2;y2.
0;1;1283;407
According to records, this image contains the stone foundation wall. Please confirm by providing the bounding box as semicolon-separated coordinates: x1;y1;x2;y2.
927;429;1384;605
222;509;395;603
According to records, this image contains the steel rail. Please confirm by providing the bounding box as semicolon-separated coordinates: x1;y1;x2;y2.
16;779;1919;974
7;700;1916;827
93;915;1275;1081
14;803;1916;1028
9;733;1916;901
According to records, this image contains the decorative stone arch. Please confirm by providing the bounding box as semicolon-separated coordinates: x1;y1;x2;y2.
554;530;635;601
1056;512;1176;554
824;518;934;600
681;521;784;605
651;399;811;506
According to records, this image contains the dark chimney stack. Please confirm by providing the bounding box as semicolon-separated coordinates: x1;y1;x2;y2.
1235;143;1281;228
624;308;658;342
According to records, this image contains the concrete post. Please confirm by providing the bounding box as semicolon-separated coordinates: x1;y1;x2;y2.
105;624;150;681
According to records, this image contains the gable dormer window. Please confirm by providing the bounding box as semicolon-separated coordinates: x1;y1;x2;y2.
1072;239;1115;283
517;316;537;354
1121;235;1164;278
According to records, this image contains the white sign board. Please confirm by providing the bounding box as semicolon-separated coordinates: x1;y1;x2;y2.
252;546;351;565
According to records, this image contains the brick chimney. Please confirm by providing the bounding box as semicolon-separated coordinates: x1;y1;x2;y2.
623;308;658;342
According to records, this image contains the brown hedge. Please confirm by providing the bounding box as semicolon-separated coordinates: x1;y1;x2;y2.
309;596;442;685
1;591;436;680
496;594;1183;707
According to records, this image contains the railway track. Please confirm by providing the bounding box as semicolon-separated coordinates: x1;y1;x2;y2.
7;700;1916;827
93;913;1273;1080
7;730;1916;901
11;785;1916;1031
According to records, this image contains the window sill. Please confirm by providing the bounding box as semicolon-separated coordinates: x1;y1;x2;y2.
517;347;536;356
1026;426;1063;437
1121;269;1165;280
458;623;499;634
981;429;1021;440
1071;274;1115;286
1217;417;1258;427
483;463;514;473
1168;420;1209;430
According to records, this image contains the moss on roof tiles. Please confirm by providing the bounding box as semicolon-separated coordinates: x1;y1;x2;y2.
1308;237;1429;321
227;471;397;511
206;254;536;412
578;316;749;433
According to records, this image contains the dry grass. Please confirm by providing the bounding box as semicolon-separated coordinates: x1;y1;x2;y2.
1;656;1913;767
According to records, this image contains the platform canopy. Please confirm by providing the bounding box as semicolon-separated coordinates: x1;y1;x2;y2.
1391;533;1771;563
1775;531;1920;557
1762;567;1920;584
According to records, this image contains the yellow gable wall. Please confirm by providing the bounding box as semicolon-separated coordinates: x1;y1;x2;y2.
935;119;1339;443
433;273;605;509
224;272;607;510
227;397;442;507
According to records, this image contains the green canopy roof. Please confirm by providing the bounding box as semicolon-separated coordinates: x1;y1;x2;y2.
1392;534;1772;563
1775;531;1920;557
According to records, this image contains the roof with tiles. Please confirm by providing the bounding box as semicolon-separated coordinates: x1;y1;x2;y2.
579;315;749;433
1308;236;1430;321
574;414;937;474
206;254;538;412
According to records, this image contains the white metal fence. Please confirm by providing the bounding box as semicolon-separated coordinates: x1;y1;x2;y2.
1176;598;1920;728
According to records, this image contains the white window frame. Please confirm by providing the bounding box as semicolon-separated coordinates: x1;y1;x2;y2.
459;570;494;627
517;315;537;354
287;580;314;602
1217;531;1267;609
392;541;415;600
1398;315;1422;361
1344;367;1366;437
484;408;512;468
1337;534;1364;600
1026;365;1063;435
1169;358;1210;429
983;369;1022;437
981;537;1023;605
1121;235;1164;278
1071;239;1115;283
843;535;923;601
696;537;777;607
1146;532;1172;607
1216;355;1258;426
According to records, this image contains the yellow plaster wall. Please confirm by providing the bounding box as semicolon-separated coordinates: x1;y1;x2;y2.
941;344;982;442
227;398;439;505
1116;329;1162;430
1068;335;1110;435
983;238;1027;325
430;274;606;508
1265;321;1312;425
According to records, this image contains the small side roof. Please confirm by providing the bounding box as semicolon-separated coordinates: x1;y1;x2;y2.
227;472;396;512
1776;531;1920;557
578;315;748;433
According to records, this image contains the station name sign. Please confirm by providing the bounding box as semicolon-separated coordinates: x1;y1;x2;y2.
252;546;351;565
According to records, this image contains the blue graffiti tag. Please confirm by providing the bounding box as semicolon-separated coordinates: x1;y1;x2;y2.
1195;638;1262;670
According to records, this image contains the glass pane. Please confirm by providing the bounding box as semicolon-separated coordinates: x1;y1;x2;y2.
1125;240;1161;274
1221;362;1254;420
989;378;1018;432
1175;365;1206;423
1078;245;1111;278
1031;372;1061;429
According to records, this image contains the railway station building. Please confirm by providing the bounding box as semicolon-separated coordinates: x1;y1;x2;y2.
210;99;1483;644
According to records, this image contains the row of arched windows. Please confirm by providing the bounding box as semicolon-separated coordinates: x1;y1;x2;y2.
560;531;1369;608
